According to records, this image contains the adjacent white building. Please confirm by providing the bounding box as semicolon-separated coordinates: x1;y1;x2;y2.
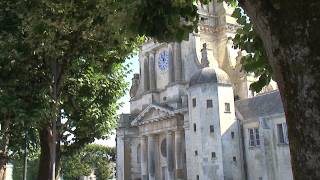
116;1;293;180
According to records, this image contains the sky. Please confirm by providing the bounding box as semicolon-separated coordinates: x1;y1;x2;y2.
94;55;139;147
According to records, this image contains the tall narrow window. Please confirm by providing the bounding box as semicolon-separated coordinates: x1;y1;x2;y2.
193;123;197;132
248;128;260;147
231;131;235;139
195;150;198;156
255;128;260;146
224;103;231;113
210;125;214;133
249;128;255;147
211;152;216;159
207;99;213;108
277;123;288;144
197;175;200;180
192;98;196;107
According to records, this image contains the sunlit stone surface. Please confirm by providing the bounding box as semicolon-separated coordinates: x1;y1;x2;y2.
117;1;292;180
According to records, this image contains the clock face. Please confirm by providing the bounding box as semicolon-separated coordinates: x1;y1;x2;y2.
158;51;169;72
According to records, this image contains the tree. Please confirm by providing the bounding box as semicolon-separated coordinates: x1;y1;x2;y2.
47;57;130;179
61;144;116;180
0;0;137;179
11;151;40;180
0;0;150;178
0;41;46;180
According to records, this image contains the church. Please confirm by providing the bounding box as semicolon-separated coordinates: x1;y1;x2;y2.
116;1;293;180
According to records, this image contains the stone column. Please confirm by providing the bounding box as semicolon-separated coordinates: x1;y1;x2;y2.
144;55;150;91
140;136;148;180
175;130;184;180
166;131;174;180
168;44;175;83
149;52;156;90
174;43;182;82
148;135;156;180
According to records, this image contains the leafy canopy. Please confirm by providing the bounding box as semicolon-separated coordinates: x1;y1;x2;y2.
61;144;116;180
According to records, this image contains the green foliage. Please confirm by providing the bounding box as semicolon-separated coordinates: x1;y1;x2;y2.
62;144;116;180
229;4;273;92
131;0;199;42
60;60;130;154
11;157;40;180
0;0;139;173
8;148;40;180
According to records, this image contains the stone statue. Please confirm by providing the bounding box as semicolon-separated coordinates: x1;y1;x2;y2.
201;43;209;67
130;74;140;98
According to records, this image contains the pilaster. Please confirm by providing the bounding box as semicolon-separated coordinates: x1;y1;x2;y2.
140;136;148;180
173;43;182;82
175;130;184;180
144;55;150;91
149;52;156;90
166;131;174;180
148;135;156;180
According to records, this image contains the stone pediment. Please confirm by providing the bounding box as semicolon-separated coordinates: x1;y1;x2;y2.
131;104;175;126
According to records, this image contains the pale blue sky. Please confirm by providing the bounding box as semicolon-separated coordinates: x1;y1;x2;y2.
117;55;140;114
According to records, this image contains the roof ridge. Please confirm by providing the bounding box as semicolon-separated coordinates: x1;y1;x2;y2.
235;90;279;103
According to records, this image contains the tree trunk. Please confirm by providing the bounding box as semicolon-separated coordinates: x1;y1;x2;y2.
0;156;7;180
55;134;61;180
37;126;54;180
37;126;61;180
238;0;320;179
0;115;10;180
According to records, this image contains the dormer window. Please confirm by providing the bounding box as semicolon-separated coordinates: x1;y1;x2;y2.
277;123;289;144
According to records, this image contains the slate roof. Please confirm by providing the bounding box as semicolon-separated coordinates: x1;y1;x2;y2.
235;90;284;120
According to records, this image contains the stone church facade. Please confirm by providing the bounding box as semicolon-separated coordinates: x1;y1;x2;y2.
116;1;293;180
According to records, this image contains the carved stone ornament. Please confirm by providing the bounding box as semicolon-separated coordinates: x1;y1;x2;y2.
201;43;210;67
130;73;140;98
